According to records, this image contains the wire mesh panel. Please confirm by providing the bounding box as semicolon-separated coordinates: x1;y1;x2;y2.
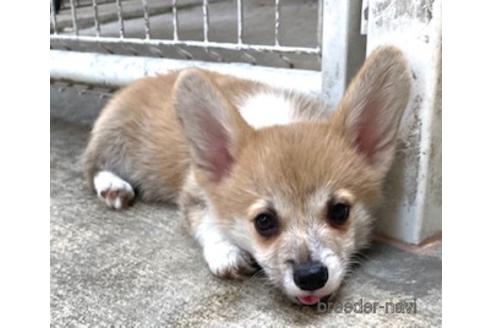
50;0;323;70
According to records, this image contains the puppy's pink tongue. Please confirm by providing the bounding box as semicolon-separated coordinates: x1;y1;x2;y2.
297;295;320;305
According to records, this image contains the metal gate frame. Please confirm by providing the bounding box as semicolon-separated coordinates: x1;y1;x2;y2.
50;0;366;106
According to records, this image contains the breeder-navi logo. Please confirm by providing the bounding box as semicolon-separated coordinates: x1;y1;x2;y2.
317;298;417;314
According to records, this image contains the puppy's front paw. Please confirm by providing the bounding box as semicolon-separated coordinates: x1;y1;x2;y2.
94;171;135;210
203;241;257;279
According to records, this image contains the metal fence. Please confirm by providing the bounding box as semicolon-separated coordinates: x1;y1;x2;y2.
50;0;366;105
51;1;326;68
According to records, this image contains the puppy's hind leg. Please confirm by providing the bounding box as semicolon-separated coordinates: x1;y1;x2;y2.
93;171;135;210
84;131;136;210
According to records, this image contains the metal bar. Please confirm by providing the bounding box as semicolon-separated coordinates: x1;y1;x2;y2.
237;0;243;44
92;0;101;37
50;0;58;34
115;0;125;38
51;34;321;55
98;43;114;54
320;0;365;106
241;52;257;65
278;54;293;68
50;50;322;94
202;0;216;60
274;0;280;46
63;0;114;9
203;0;209;42
142;0;151;39
360;0;369;35
175;47;194;59
172;0;179;41
206;49;224;62
316;0;323;49
69;0;79;36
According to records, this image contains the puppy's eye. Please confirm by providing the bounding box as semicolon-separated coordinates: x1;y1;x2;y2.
254;212;279;237
328;202;350;227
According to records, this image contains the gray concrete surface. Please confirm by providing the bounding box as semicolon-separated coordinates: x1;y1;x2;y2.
50;85;442;327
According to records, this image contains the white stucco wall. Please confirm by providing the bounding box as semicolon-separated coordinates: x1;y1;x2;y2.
366;0;442;244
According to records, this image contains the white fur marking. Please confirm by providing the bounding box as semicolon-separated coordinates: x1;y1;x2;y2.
94;171;134;210
238;91;295;128
195;212;252;276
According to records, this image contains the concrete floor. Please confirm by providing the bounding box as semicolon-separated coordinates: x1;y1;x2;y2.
50;85;441;327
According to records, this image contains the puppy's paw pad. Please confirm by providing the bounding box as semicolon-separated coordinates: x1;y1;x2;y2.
94;171;135;210
204;241;256;279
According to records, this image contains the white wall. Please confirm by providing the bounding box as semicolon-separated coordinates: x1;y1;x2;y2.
366;0;442;244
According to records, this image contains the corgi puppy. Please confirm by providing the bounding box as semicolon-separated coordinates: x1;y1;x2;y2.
84;46;411;305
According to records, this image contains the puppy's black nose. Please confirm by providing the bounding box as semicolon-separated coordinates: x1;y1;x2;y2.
293;261;329;291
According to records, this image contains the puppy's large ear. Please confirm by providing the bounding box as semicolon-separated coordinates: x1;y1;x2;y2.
174;69;253;182
335;46;412;178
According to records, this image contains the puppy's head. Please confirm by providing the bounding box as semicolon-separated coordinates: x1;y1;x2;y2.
174;47;411;304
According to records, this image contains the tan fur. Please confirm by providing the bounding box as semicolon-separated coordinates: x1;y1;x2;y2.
84;46;412;302
84;70;261;202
